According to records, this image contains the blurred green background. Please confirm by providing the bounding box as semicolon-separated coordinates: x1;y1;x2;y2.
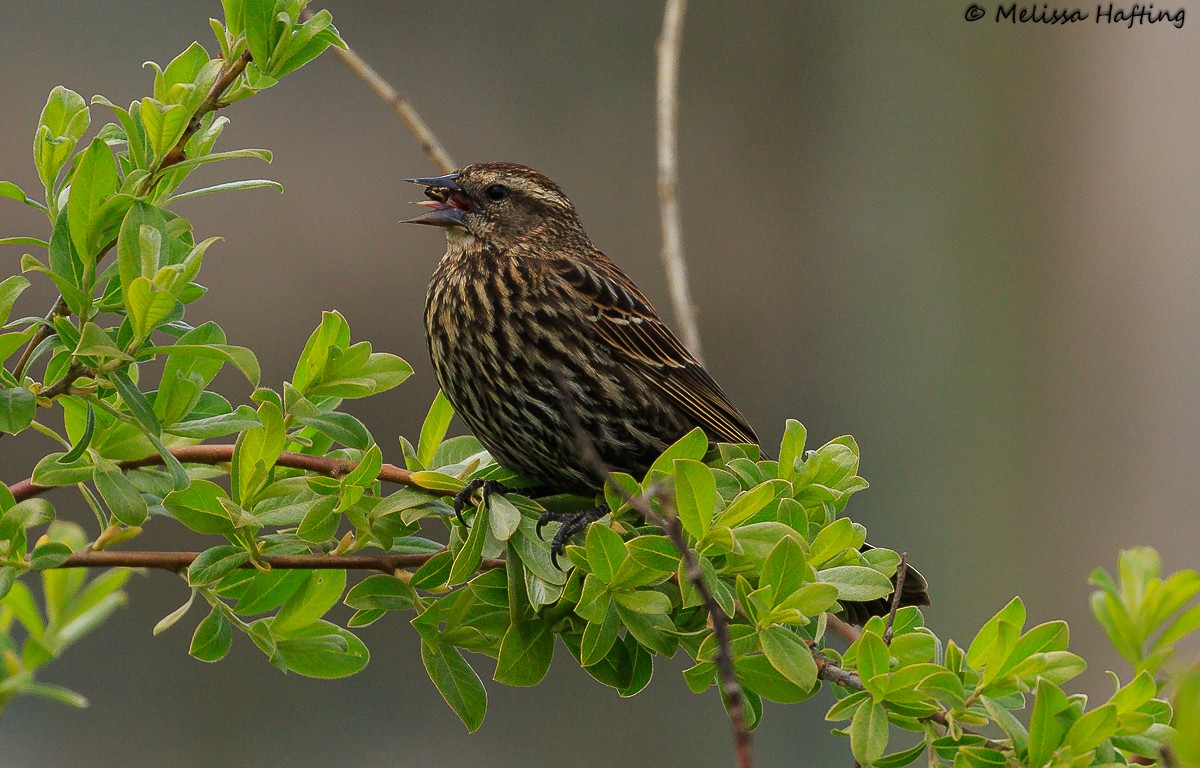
1;1;1197;765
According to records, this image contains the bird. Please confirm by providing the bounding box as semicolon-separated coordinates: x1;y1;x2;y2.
405;162;929;625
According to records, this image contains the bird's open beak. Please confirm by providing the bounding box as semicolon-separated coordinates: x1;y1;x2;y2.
403;173;474;227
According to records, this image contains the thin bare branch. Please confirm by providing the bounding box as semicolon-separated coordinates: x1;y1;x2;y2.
656;0;703;360
303;9;455;174
555;372;750;768
883;553;909;644
8;443;451;503
56;549;504;574
826;614;863;645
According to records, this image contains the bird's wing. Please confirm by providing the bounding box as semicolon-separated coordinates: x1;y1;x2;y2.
551;253;758;445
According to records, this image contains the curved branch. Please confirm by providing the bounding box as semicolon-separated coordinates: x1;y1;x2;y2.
8;444;453;502
656;0;703;360
56;548;503;574
301;8;456;174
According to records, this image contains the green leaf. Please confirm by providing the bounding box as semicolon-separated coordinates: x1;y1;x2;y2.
243;0;279;68
715;480;785;528
125;276;177;340
35;86;90;195
152;589;196;635
849;700;889;765
873;741;928;768
116;202;165;296
673;458;715;540
409;470;465;493
616;604;676;656
0;497;55;540
66;137;118;258
735;653;811;704
487;493;522;542
761;535;807;603
163;480;235;534
94;465;149;526
189;607;232;662
272;570;347;637
494;619;554;687
807;517;858;567
613;589;672;615
29;541;73;570
140;98;189;160
1027;678;1071;768
0;275;30;326
776;582;840;618
167;178;283;203
626;535;681;573
274;621;369;679
74;322;131;361
59;401;95;463
818;565;894;602
856;631;891;693
0;386;36;434
31;453;94;486
1064;703;1118;754
147;343;261;387
296;495;339;543
760;624;817;689
449;506;488;585
165;405;262;439
581;605;620;667
777;418;807;482
417;390;454;468
649;427;708;476
231;399;284;505
344;574;414;611
187;546;250;587
586;523;627;584
421;637;487;732
0;181;34;206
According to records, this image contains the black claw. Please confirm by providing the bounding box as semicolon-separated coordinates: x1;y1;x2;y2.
538;504;610;570
452;479;510;527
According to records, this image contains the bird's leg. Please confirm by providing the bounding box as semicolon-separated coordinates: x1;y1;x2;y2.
537;504;610;569
453;479;514;526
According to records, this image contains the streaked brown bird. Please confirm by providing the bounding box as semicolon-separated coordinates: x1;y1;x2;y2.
407;162;928;624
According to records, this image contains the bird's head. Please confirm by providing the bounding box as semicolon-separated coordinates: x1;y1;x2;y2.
404;162;586;252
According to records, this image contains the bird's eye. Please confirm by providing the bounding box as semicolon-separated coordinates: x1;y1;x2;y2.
485;184;509;201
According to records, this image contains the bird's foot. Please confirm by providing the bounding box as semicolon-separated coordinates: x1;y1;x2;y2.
452;479;513;526
537;504;610;569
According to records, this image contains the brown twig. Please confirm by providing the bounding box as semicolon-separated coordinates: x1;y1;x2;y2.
302;9;455;174
156;50;254;173
56;548;502;574
655;0;703;361
9;443;450;502
883;553;908;644
555;373;751;768
826;615;863;645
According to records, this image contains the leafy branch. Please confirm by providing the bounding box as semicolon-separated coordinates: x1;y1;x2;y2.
0;3;1197;768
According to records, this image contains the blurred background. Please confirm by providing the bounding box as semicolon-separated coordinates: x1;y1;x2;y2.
1;1;1197;765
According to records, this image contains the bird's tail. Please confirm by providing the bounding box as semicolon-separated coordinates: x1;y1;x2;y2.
837;544;932;627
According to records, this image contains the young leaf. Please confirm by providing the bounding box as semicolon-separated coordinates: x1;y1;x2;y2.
673;458;715;540
420;636;487;732
494;619;554;687
272;570;347;636
66;137;118;258
190;607;233;662
760;625;818;689
417;390;454;468
0;386;36;434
